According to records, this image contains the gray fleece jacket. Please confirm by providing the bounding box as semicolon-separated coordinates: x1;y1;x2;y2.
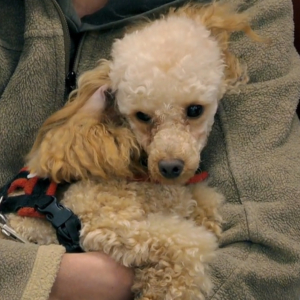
0;0;300;299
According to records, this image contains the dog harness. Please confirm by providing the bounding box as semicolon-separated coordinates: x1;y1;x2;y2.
0;168;82;252
0;168;208;253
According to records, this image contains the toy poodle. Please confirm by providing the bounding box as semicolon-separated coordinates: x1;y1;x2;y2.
0;2;261;299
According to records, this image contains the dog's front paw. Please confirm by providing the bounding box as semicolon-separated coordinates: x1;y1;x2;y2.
189;183;224;238
200;217;222;238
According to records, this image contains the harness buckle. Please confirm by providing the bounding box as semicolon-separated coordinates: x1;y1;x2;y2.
37;196;73;228
36;196;82;253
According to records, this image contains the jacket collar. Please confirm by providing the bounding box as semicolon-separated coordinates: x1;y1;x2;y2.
57;0;187;33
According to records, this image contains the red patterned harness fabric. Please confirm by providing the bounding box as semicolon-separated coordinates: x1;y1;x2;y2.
5;168;57;218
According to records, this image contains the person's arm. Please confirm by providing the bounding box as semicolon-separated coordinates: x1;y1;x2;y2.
0;240;65;300
201;0;300;298
49;252;134;300
0;240;134;300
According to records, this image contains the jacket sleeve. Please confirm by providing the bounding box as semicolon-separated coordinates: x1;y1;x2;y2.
0;240;65;300
202;0;300;299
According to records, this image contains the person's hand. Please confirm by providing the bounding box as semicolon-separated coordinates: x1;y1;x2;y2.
48;252;134;300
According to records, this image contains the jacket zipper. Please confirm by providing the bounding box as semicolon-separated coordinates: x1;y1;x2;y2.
51;0;71;77
51;0;84;94
73;33;86;74
66;33;87;92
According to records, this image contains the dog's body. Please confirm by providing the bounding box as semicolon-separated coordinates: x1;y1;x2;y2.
2;178;222;299
0;2;261;299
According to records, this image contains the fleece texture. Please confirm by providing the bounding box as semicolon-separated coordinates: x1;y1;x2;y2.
200;0;300;299
0;0;299;300
0;1;66;300
0;240;65;300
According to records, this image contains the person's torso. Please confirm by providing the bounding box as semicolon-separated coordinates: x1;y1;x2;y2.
0;0;186;185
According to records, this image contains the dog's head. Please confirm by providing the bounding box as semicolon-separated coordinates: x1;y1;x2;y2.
106;2;261;184
26;64;142;183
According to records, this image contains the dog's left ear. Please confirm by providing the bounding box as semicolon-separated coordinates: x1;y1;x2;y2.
199;2;266;94
173;2;266;95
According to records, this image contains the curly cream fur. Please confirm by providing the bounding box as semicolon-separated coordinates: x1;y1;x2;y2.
1;2;262;299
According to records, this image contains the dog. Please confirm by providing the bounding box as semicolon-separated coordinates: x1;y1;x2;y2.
0;2;261;299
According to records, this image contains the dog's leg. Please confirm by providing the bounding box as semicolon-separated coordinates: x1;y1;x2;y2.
188;182;224;238
133;260;210;300
81;213;217;300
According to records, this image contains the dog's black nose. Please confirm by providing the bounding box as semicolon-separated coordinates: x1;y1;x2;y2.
158;159;184;179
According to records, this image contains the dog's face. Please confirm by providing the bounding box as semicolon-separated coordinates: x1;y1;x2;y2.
109;16;224;184
27;3;259;184
107;0;263;184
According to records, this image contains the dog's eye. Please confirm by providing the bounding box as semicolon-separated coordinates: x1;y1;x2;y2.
136;111;151;123
186;105;204;118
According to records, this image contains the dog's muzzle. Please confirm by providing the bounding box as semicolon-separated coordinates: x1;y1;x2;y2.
147;127;199;183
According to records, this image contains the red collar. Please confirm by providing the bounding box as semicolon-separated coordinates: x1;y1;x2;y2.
186;171;209;184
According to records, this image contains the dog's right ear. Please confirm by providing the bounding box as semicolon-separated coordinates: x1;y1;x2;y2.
79;84;110;115
25;60;116;182
70;59;112;109
30;59;112;143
